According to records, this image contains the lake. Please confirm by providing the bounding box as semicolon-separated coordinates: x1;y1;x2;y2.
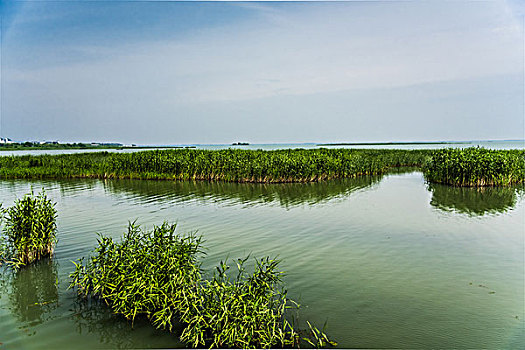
0;171;523;348
1;140;523;157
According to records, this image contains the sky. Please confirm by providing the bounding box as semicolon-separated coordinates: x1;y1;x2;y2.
0;0;524;144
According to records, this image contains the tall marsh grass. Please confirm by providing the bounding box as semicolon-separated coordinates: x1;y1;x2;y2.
1;191;57;267
0;149;431;183
423;148;525;187
1;148;521;187
70;222;336;348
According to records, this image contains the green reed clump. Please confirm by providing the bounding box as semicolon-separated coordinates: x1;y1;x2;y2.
181;257;297;348
70;222;336;348
1;191;57;267
70;222;203;331
423;148;525;187
182;256;336;348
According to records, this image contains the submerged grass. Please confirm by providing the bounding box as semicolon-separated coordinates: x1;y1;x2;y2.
70;222;336;348
1;190;57;267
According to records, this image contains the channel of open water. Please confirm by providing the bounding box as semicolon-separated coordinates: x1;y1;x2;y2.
0;171;523;349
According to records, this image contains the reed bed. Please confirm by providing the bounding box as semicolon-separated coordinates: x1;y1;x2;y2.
0;149;430;182
2;148;521;186
423;148;525;187
70;222;336;348
1;191;57;267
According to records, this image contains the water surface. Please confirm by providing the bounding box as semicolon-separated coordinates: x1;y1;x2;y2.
0;172;523;349
1;140;523;156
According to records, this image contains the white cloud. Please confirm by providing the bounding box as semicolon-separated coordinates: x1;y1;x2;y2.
3;0;523;143
9;1;522;104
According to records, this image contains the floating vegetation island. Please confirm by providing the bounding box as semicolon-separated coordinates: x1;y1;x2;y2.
0;148;522;186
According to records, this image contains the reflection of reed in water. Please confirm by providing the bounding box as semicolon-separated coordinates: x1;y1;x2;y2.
2;258;59;327
71;297;184;349
102;175;383;208
428;183;522;216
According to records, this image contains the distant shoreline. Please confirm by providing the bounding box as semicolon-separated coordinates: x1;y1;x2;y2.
318;141;454;146
1;140;523;152
0;144;197;152
0;145;122;152
316;140;524;146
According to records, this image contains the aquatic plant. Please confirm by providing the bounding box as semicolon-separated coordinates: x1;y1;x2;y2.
70;222;202;330
0;148;431;183
180;257;298;348
423;148;525;187
70;222;336;348
2;148;523;186
2;190;57;267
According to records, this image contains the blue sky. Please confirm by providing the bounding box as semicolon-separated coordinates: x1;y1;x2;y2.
1;0;524;144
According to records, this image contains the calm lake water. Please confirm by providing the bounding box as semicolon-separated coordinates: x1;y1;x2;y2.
0;171;523;349
1;140;523;156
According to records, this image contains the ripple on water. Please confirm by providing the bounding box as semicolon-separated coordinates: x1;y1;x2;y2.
0;174;523;349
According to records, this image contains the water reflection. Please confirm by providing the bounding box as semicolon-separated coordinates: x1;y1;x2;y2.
0;259;59;328
0;179;97;199
101;175;383;208
428;183;523;216
0;171;523;348
71;297;184;349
